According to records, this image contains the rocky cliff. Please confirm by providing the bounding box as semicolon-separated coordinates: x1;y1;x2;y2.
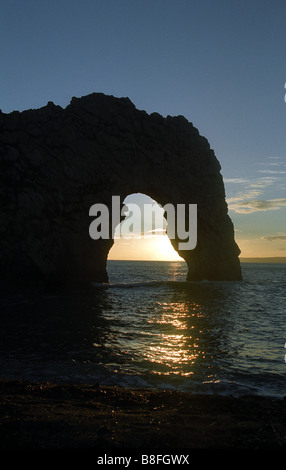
0;92;242;291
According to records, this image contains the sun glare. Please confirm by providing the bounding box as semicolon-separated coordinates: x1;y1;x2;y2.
109;233;183;261
108;193;184;261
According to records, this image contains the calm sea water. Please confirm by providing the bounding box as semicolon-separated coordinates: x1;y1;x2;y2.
0;261;285;398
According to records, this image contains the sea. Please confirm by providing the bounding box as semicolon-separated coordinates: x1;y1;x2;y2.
0;260;285;398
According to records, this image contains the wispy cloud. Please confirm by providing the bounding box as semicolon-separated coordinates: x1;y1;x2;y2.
225;157;286;214
226;177;275;212
256;156;286;174
228;198;286;213
261;235;286;241
258;170;286;174
224;175;276;191
224;178;250;184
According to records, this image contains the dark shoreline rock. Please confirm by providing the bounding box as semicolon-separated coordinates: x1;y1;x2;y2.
0;379;285;449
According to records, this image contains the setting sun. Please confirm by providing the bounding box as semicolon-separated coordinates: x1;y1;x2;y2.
108;193;184;261
108;233;183;261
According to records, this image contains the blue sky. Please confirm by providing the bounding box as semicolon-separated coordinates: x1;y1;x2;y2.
1;0;285;258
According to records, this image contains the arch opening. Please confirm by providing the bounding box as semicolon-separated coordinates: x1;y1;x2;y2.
108;193;185;262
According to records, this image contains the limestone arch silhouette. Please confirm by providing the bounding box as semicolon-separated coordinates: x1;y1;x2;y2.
0;92;242;291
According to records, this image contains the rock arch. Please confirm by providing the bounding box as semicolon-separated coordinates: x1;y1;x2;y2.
0;92;242;291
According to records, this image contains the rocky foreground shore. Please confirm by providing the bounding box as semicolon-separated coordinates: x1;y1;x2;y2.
0;379;285;450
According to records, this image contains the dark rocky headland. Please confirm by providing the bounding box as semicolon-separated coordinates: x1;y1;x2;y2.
1;92;241;292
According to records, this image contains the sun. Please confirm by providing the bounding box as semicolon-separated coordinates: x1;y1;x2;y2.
108;192;184;261
146;234;183;261
108;232;183;261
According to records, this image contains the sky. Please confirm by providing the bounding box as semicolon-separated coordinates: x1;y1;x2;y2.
1;0;285;260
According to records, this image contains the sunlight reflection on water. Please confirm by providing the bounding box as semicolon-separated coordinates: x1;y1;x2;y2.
144;301;202;377
0;261;285;397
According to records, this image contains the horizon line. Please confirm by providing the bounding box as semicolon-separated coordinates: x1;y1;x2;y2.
108;257;286;263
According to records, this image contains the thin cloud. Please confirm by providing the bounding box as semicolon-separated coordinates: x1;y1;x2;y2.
261;235;286;241
227;184;271;205
258;170;286;174
225;175;276;190
225;166;285;213
224;178;250;184
249;177;276;188
229;198;286;213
